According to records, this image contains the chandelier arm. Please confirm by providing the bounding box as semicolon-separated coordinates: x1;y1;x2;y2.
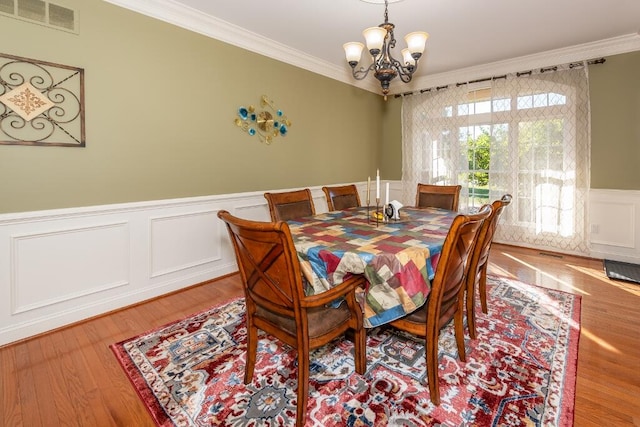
386;32;396;50
396;70;414;83
389;57;418;83
351;62;377;80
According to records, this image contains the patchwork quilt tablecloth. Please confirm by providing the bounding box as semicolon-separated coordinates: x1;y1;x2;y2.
288;207;457;328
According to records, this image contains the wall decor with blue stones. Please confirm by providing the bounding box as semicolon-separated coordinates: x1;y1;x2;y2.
234;95;291;145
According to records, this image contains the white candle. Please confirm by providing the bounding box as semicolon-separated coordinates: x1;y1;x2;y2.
376;169;380;200
385;182;390;206
367;176;371;205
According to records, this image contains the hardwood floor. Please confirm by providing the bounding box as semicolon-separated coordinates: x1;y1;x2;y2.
1;244;639;426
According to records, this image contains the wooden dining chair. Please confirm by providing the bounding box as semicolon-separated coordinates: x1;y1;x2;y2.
388;204;492;405
415;184;462;211
322;184;361;211
217;210;366;427
465;194;512;339
264;188;315;221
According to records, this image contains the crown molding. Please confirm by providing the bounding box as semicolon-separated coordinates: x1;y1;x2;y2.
104;1;640;97
103;0;381;94
395;32;640;95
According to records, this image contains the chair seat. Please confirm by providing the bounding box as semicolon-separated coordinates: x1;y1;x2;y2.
402;304;426;323
396;300;457;330
257;304;352;339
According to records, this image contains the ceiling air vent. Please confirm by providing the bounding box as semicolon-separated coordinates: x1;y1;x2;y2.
0;0;78;33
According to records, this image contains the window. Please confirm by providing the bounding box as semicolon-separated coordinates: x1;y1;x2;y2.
402;67;590;254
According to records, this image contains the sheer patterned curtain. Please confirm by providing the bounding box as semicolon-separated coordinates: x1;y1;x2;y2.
402;64;591;255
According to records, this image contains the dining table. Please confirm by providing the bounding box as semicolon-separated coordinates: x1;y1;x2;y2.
287;206;458;328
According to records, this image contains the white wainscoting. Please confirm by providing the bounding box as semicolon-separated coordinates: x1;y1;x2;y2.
0;183;633;346
589;189;640;264
0;182;397;346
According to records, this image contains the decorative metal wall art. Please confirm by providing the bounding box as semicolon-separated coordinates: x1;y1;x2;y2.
0;53;85;147
234;95;291;144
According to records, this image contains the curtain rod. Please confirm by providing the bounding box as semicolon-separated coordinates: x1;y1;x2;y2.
395;57;606;98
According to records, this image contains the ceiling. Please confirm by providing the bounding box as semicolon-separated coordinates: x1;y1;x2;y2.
107;0;640;95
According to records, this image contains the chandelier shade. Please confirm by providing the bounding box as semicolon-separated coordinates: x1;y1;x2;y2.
363;27;387;53
343;0;429;98
343;42;365;64
401;48;415;66
405;31;429;54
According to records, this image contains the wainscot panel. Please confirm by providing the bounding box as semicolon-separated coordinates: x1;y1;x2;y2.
0;182;392;346
589;189;640;264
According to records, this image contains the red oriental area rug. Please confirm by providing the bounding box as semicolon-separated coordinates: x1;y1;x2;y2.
111;276;581;426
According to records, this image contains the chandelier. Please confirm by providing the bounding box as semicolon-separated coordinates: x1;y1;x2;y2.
343;0;429;99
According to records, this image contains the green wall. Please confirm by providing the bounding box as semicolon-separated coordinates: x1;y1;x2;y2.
380;96;403;180
589;51;640;190
0;0;383;214
2;2;638;215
